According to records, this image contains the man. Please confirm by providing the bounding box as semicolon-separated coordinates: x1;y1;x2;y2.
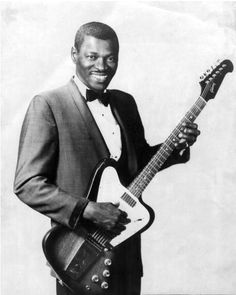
14;22;200;295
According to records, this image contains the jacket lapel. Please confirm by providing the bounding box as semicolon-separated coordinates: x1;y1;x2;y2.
67;78;110;159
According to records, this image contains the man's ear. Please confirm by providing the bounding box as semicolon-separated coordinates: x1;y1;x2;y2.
71;46;78;64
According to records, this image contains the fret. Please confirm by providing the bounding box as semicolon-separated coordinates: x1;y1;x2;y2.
162;143;173;153
174;126;182;133
162;149;170;159
147;160;160;172
170;132;179;141
172;131;180;141
192;105;201;115
141;172;152;182
193;103;203;113
189;109;197;118
145;167;156;177
195;100;204;109
165;138;177;149
199;96;207;104
159;153;167;162
184;112;195;122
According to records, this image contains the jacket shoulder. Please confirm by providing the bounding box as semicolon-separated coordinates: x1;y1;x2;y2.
109;89;133;99
109;89;137;108
36;83;70;104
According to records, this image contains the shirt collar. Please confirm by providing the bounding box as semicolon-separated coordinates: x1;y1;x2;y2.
73;75;87;98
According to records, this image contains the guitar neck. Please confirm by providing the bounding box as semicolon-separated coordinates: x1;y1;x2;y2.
127;95;207;197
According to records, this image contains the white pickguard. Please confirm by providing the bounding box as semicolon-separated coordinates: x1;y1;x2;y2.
96;166;151;247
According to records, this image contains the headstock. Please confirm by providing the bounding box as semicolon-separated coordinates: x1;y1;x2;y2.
199;59;233;102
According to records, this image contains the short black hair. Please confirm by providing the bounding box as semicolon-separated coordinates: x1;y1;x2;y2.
74;22;119;54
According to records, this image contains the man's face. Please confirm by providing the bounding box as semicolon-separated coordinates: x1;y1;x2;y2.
72;35;118;92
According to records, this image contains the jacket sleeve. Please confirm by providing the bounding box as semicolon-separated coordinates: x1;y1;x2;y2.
13;95;88;228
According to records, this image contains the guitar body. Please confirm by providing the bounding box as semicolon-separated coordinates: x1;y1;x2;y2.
43;159;154;294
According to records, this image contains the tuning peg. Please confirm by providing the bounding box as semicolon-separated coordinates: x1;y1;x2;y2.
200;75;204;80
214;61;220;68
206;69;211;73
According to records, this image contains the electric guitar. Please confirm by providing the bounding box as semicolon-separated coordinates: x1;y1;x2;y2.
42;60;233;294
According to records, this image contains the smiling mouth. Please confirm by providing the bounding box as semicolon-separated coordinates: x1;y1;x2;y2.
91;72;108;83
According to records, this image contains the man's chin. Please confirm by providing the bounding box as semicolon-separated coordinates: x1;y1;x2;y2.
89;81;109;92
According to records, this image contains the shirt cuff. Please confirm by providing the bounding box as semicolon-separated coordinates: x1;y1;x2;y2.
68;198;89;229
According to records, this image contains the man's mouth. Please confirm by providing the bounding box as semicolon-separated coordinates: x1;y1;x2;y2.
90;72;108;83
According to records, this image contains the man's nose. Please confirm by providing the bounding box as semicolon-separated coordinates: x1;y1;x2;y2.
95;58;107;71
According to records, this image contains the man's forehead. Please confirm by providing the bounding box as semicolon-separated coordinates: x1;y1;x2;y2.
81;35;118;53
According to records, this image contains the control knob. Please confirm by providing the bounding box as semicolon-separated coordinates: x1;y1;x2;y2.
91;275;99;283
101;281;109;289
104;258;112;266
103;269;110;277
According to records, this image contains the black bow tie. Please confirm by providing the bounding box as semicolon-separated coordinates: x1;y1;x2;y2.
86;89;110;107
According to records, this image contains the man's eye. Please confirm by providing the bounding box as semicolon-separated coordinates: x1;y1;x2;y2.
107;56;116;62
87;55;96;60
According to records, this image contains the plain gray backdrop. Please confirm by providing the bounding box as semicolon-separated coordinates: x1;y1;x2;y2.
2;1;236;294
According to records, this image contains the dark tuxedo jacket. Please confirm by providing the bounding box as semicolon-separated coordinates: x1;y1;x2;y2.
14;78;189;276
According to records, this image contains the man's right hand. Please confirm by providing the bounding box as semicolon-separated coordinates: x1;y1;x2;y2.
82;201;130;235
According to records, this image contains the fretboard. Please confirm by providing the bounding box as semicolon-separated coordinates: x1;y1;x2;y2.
127;96;207;198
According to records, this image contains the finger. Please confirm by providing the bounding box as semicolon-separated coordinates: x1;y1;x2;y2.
178;133;195;142
176;136;196;149
112;202;120;208
175;141;189;149
106;223;126;235
179;128;200;136
179;133;197;142
119;216;131;224
115;223;126;231
119;209;128;218
182;122;198;129
184;128;200;135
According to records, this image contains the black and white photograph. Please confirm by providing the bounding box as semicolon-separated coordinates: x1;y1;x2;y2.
1;1;236;295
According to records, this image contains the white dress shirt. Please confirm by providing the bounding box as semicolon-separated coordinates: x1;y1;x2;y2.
73;75;122;160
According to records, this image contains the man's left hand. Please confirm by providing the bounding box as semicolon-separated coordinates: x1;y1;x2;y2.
176;122;200;149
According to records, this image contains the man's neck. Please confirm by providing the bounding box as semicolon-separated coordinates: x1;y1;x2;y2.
73;74;107;98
